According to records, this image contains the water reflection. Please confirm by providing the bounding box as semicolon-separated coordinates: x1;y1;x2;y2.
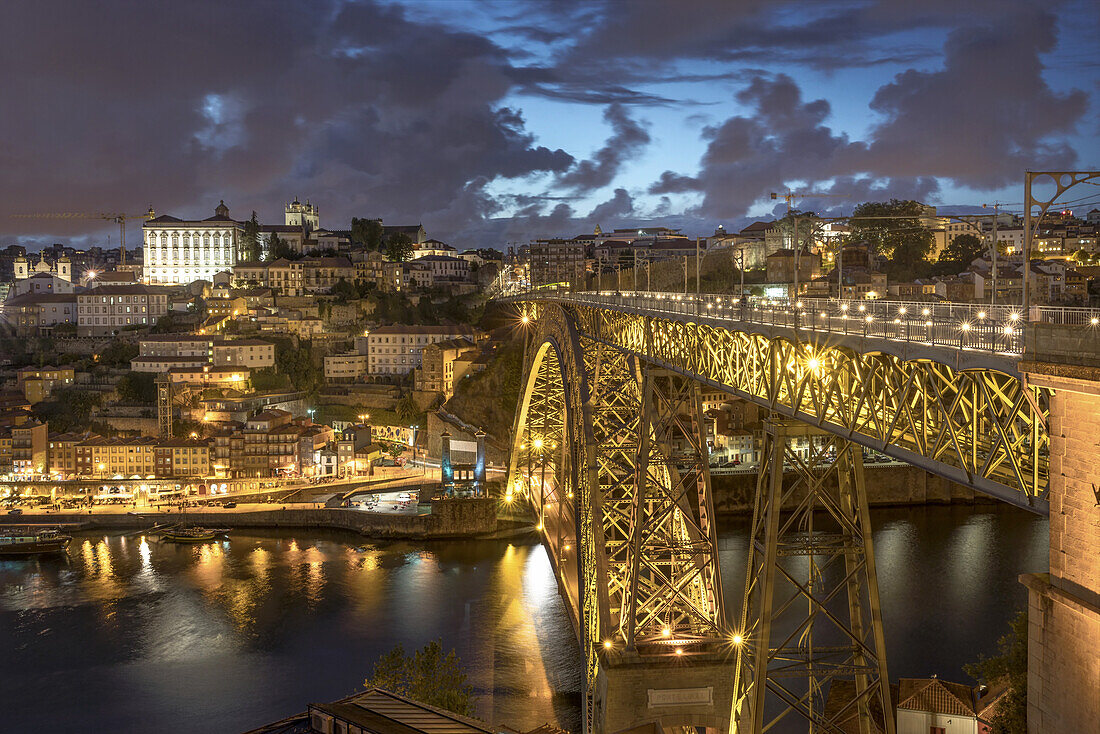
0;507;1046;734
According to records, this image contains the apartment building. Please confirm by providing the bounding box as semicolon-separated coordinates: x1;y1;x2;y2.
155;438;212;478
17;365;75;404
76;284;170;336
415;337;477;397
1;421;48;475
324;353;368;382
365;325;482;376
74;436;158;477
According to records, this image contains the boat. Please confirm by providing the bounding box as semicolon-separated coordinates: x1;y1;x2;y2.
0;528;72;556
161;527;217;543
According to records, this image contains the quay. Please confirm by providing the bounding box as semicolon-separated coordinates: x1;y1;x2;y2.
0;497;503;540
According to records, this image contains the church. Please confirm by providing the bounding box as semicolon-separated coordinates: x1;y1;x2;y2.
14;252;72;282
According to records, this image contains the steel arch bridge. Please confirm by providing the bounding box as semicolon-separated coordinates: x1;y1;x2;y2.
506;294;1051;733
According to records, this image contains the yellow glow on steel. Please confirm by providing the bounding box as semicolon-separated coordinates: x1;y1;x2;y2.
806;357;821;373
533;438;543;450
960;322;971;332
732;633;744;646
603;640;613;650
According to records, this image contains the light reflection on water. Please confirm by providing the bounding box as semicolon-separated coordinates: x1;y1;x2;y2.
0;505;1045;734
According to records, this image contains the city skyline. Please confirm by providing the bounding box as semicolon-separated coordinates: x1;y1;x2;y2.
1;0;1098;250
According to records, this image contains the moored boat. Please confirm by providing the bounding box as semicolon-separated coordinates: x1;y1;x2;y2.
161;527;217;543
0;528;72;556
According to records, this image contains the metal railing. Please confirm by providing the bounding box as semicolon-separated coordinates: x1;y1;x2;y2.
511;290;1100;357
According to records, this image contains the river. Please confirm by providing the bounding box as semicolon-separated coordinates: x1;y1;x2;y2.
0;505;1046;732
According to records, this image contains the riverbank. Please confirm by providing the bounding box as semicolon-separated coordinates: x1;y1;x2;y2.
710;463;993;514
0;497;502;539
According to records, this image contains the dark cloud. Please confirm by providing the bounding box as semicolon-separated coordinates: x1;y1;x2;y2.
557;104;651;192
0;0;573;242
863;11;1088;187
588;188;636;222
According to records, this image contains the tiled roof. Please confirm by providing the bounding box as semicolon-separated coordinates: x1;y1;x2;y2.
897;678;977;717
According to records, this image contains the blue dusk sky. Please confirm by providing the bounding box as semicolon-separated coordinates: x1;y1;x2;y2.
1;0;1098;248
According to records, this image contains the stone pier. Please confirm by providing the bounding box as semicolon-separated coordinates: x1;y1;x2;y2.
1019;361;1100;733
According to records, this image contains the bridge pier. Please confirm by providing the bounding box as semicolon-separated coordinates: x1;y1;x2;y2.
1019;364;1100;733
594;651;735;732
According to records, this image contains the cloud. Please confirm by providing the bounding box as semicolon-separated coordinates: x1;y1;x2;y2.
862;10;1088;187
588;188;635;221
557;104;651;192
0;0;573;242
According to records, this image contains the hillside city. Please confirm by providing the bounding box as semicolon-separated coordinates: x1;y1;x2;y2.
1;197;1098;489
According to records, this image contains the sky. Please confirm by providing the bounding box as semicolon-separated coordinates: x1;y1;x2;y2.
1;0;1098;251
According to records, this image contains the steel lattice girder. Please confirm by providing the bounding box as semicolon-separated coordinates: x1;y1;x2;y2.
506;303;731;734
570;305;1049;512
732;421;895;734
628;369;725;648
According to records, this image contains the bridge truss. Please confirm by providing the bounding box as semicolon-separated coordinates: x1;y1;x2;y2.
507;298;1050;732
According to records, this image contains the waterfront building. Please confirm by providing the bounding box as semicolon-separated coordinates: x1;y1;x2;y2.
155;438;212;478
0;420;48;475
75;436;158;477
365;325;483;376
142;201;243;285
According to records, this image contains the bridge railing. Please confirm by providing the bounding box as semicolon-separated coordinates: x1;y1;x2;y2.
515;290;1100;357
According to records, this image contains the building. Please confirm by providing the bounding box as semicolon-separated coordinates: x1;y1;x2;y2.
1;292;78;337
415;337;477;397
75;436;158;477
17;365;75;404
142;201;243;285
205;296;247;320
413;254;470;283
382;223;427;245
324;353;368;382
766;249;821;287
265;688;498;734
301;256;355;292
212;409;319;477
76;284;170;335
47;431;89;477
155;438;212;478
366;325;483;376
13;252;72;283
166;365;250;389
529;238;586;286
233;258;305;296
895;677;1005;734
7;271;77;298
2;420;48;476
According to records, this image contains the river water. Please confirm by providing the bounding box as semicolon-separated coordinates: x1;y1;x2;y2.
0;505;1045;733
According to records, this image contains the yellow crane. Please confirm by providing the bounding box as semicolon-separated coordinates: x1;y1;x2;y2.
10;207;156;267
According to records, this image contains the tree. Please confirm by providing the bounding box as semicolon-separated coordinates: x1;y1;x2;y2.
331;277;357;302
116;372;157;403
939;233;985;267
385;233;415;263
363;640;476;716
848;200;935;278
98;340;139;367
396;393;418;422
352;217;384;250
241;211;261;261
964;610;1027;734
268;232;296;261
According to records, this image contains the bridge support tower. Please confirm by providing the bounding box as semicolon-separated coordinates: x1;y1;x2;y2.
1019;363;1100;732
732;419;894;734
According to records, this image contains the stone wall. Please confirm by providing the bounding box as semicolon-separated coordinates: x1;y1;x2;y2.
1020;364;1100;733
6;498;499;539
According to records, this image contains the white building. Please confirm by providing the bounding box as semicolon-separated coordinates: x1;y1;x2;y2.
14;253;71;282
142;201;243;285
76;284;170;336
366;325;481;376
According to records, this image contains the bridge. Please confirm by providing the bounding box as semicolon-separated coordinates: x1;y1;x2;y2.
503;290;1100;734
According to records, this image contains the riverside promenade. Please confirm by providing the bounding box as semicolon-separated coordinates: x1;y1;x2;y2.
0;496;504;539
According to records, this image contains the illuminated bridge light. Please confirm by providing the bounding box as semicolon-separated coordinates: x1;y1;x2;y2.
898;307;907;315
865;315;873;323
1003;326;1014;335
960;322;971;332
977;311;986;319
922;308;930;316
1010;312;1021;321
1092;317;1099;326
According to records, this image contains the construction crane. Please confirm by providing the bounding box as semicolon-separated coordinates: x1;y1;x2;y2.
10;207;156;268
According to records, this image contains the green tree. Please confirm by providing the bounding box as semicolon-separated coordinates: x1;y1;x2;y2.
98;340;139;367
848;199;935;278
268;232;296;261
116;372;157;403
964;610;1027;734
241;211;261;261
363;640;476;716
396;393;418;422
385;233;415;263
331;277;357;302
939;233;986;270
352;217;384;250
